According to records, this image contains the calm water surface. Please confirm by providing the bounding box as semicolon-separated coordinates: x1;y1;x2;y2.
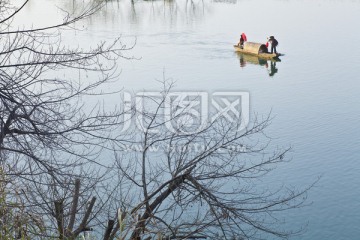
21;0;360;239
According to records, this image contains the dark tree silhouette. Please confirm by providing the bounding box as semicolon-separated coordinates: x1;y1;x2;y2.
0;0;131;238
109;83;312;240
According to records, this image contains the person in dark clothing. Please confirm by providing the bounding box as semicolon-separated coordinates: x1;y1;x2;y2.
268;36;278;54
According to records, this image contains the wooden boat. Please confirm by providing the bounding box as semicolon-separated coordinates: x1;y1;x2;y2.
234;42;281;59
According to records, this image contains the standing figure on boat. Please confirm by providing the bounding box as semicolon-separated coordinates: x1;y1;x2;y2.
238;33;247;49
267;36;278;54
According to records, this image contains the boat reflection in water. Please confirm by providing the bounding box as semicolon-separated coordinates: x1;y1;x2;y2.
236;52;281;77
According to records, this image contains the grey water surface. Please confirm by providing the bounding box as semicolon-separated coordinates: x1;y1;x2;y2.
20;0;360;239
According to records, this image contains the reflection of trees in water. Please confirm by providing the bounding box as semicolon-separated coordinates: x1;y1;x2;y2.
60;0;209;27
213;0;237;3
125;0;207;26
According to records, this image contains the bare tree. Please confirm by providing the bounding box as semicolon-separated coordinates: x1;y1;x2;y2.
109;83;312;240
0;1;312;239
0;0;131;238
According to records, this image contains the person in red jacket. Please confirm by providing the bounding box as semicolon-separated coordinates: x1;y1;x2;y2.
237;33;247;49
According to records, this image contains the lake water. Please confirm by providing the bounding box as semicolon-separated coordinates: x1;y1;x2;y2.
20;0;360;239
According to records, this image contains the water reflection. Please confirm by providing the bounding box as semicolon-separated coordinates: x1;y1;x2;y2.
213;0;237;3
268;61;278;77
61;0;208;27
236;53;281;77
